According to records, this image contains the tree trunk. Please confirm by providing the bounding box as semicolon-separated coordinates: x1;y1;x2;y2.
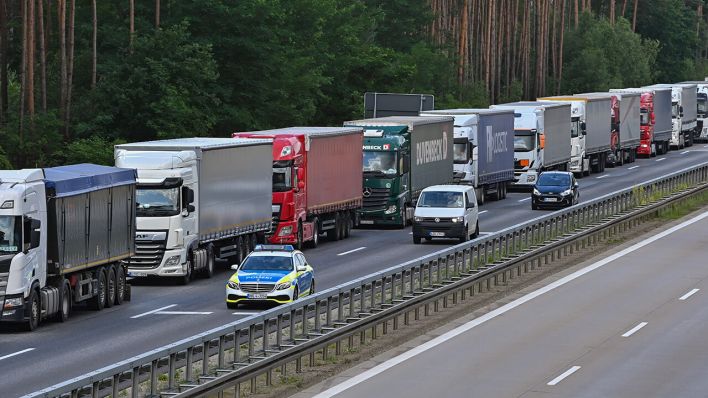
129;0;134;48
574;0;579;27
64;0;74;139
27;0;35;121
58;0;67;139
632;0;638;31
38;0;46;112
91;0;96;89
0;0;9;124
610;0;615;25
155;0;160;28
621;0;628;18
19;0;27;141
558;0;566;94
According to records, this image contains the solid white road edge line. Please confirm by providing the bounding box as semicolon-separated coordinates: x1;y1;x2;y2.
155;311;213;315
628;166;640;170
0;348;35;362
518;197;531;202
680;150;690;155
596;175;610;179
679;288;700;301
337;247;367;256
547;366;582;386
478;210;488;214
130;304;177;319
312;210;708;398
656;158;666;162
233;312;259;316
622;322;648;337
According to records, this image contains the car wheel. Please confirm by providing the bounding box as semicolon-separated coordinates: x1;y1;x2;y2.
459;227;469;244
532;202;538;210
227;302;238;310
309;280;315;295
413;236;421;244
472;221;479;239
292;286;299;301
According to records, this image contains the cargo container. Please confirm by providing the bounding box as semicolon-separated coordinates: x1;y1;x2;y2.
364;92;434;118
343;116;454;227
577;92;641;164
233;128;363;248
420;109;515;204
610;88;672;156
490;102;571;187
679;80;708;141
646;83;698;148
0;164;136;330
115;138;273;283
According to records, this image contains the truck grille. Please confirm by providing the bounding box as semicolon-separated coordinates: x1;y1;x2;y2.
270;213;280;236
0;272;8;297
125;232;168;269
239;283;275;293
362;187;390;210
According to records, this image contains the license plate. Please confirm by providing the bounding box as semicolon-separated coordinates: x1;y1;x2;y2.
248;293;267;299
360;220;374;225
128;271;148;277
430;232;445;237
544;198;558;202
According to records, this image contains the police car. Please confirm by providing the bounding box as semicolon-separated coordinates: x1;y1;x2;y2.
226;245;315;309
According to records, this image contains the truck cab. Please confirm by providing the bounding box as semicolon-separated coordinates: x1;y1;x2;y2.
669;89;685;148
115;150;197;279
638;92;657;156
699;87;708;140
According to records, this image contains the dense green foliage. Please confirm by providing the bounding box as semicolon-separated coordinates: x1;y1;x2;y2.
0;1;705;169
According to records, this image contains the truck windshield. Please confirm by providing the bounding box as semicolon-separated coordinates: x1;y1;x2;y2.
239;256;293;271
273;167;292;192
570;118;580;138
698;96;706;115
514;131;535;152
453;143;468;163
417;191;464;208
136;187;180;217
640;109;649;126
672;103;679;119
363;151;397;176
0;215;22;253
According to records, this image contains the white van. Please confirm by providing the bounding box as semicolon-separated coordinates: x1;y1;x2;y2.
412;185;479;244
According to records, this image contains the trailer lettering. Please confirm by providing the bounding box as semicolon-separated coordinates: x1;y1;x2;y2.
416;131;449;166
486;126;508;162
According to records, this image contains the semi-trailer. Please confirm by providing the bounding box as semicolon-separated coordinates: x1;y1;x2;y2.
646;83;698;148
679;80;708;141
489;102;571;187
343;116;454;227
575;92;641;165
232;127;363;249
420;109;515;204
538;95;612;176
0;164;136;330
115;138;273;283
610;87;673;156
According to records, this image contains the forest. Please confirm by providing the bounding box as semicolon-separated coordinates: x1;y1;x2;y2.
0;0;706;168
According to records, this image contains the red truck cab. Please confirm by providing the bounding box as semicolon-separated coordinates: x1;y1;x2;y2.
638;92;656;156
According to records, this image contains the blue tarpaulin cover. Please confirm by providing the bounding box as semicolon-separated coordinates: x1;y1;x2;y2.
44;163;136;197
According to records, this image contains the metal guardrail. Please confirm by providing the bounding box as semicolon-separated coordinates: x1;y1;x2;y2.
26;162;708;398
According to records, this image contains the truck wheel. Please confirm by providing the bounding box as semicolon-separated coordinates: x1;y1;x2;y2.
296;222;304;250
178;256;193;285
57;281;71;322
307;220;319;248
327;216;341;241
476;189;485;206
413;236;421;244
202;249;215;279
115;266;126;305
105;267;116;308
25;289;40;331
493;184;502;201
344;213;352;238
90;269;107;310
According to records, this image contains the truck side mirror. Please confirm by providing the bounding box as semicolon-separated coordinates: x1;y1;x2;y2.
186;204;196;213
580;122;586;131
538;134;545;149
297;181;305;191
297;168;304;180
679;106;684;117
182;186;195;207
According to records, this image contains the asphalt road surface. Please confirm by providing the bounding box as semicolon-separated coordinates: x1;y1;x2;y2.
2;146;708;397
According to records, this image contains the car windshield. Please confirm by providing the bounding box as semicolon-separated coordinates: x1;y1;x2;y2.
273;167;292;192
514;132;535;152
417;191;464;208
0;215;21;254
538;173;570;187
640;109;649;126
239;255;293;271
136;187;180;217
363;151;397;176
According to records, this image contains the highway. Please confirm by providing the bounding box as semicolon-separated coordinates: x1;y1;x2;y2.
307;204;708;398
1;146;708;397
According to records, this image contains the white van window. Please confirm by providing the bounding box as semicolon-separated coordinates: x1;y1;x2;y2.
418;191;464;208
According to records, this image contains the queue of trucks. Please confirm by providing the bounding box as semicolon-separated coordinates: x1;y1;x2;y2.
1;79;705;331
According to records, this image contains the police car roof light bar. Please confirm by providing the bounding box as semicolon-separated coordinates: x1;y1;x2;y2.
254;244;295;252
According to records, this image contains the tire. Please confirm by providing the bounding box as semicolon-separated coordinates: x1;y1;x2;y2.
477;188;485;206
57;281;71;322
25;288;40;331
398;206;407;229
296;222;304;250
105;267;116;308
90;269;107;311
424;237;432;241
178;255;193;285
459;226;469;244
115;266;126;305
227;302;238;310
501;183;507;199
344;213;352;238
327;216;340;241
202;249;215;279
413;236;421;244
309;280;315;296
493;183;502;200
292;286;299;301
307;220;319;248
471;221;479;239
532;202;538;210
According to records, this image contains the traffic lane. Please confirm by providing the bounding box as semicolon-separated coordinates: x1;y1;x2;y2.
314;212;708;398
2;149;707;396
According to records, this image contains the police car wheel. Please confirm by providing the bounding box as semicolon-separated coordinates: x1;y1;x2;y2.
227;302;238;310
309;280;315;295
293;286;299;301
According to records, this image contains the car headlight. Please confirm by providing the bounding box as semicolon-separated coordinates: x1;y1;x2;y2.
414;216;423;222
227;281;239;290
275;281;293;290
533;188;541;196
384;205;397;214
165;255;181;266
561;189;573;196
450;217;462;223
278;226;293;236
3;297;23;309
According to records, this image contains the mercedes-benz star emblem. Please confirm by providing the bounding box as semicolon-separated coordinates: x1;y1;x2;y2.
363;187;372;197
435;217;440;223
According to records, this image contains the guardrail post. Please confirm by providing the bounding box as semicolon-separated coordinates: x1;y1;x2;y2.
202;341;210;376
169;352;177;390
150;359;158;397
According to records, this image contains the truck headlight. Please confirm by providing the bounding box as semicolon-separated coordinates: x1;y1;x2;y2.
527;175;536;182
278;226;293;236
227;281;239;290
414;216;423;222
275;281;293;290
450;217;462;223
3;297;23;309
384;205;398;215
533;188;541;196
165;255;181;266
561;189;572;196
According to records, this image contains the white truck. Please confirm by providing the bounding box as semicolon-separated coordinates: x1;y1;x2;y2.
538;96;612;176
0;164;136;330
490;101;571;187
679;80;708;142
645;83;697;148
115;138;273;284
419;109;515;204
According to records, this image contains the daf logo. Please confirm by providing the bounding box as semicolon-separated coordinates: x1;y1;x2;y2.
136;234;150;239
363;187;372;197
435;218;440;223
